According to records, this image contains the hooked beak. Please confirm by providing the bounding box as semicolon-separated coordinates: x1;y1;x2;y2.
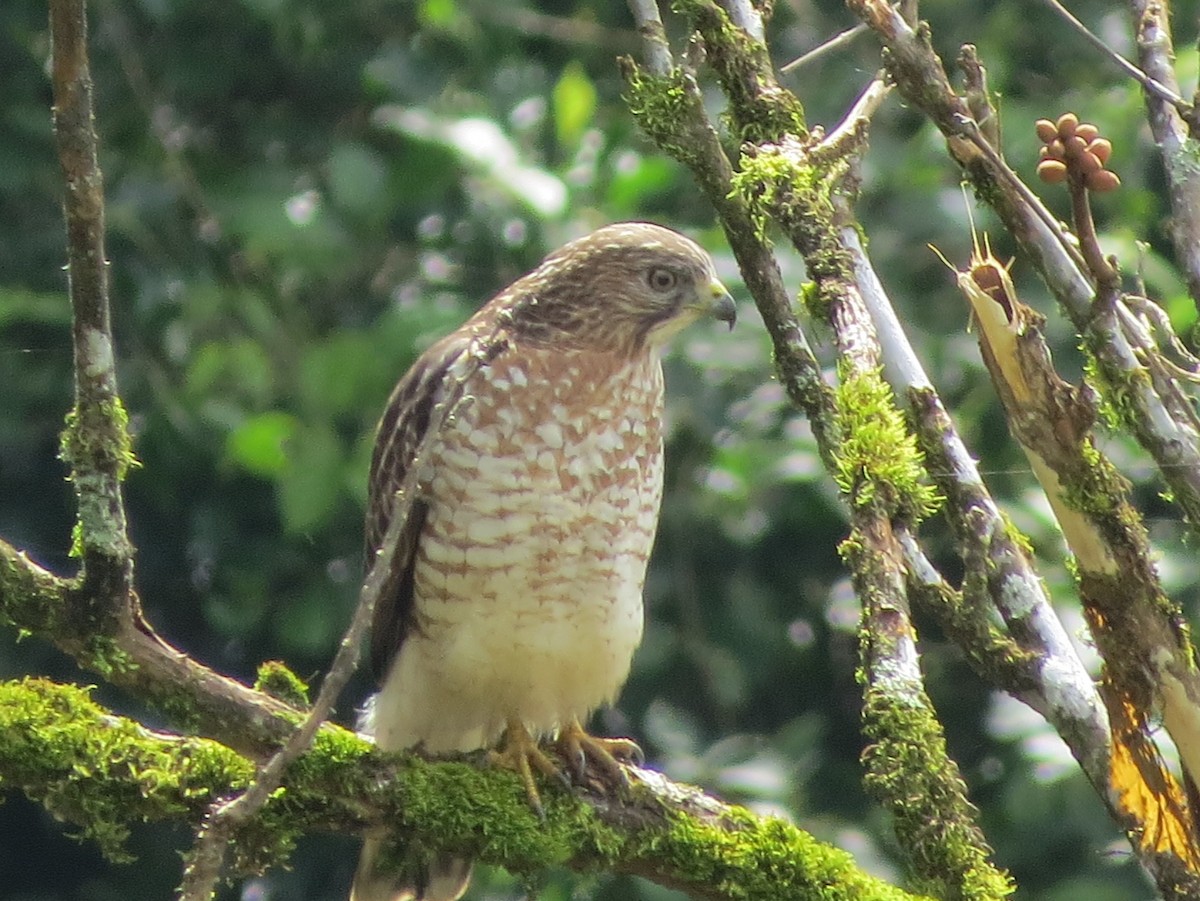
703;278;737;330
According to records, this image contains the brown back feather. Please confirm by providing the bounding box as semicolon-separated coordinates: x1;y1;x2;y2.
365;332;473;682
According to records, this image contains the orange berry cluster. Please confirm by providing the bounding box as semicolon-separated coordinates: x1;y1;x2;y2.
1035;113;1120;192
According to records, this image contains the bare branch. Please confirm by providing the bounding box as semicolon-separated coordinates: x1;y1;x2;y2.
846;0;1200;541
473;3;639;52
49;0;134;611
780;22;870;75
1035;0;1188;113
1128;0;1200;310
625;0;674;75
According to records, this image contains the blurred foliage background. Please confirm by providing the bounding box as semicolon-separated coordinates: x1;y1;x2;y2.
2;1;1199;899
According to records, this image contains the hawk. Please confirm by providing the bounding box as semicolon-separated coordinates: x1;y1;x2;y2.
352;222;735;901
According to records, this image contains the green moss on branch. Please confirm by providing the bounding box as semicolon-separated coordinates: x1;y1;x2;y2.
860;685;1013;900
0;678;252;859
672;0;806;143
834;367;941;520
1;677;931;899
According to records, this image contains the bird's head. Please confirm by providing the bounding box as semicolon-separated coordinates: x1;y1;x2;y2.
504;222;736;354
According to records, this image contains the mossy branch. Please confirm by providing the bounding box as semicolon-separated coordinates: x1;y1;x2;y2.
0;538;302;758
50;0;135;617
9;3;942;895
948;239;1200;889
0;677;929;901
2;534;939;898
624;2;1011;895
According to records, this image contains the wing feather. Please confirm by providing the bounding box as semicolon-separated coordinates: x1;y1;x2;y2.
365;332;471;683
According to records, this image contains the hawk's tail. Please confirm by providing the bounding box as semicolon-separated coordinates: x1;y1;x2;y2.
351;838;472;901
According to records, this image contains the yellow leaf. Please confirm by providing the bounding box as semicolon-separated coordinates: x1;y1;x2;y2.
1110;696;1200;869
553;62;596;148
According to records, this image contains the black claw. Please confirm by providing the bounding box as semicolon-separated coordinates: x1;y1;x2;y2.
568;747;587;782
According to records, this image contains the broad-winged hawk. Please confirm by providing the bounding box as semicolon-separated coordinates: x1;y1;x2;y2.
352;222;735;901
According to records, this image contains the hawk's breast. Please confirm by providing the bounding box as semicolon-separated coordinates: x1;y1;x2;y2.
371;346;664;753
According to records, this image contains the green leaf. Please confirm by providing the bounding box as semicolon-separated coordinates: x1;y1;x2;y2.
375;107;567;215
225;411;300;477
345;430;376;507
298;330;382;417
203;590;268;635
552;61;596;149
272;584;345;657
186;338;275;412
418;0;458;28
276;422;344;534
327;142;389;220
606;155;677;213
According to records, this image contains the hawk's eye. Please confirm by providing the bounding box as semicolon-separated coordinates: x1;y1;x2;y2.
647;267;678;293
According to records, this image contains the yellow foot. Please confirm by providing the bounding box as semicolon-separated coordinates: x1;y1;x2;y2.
557;718;644;792
488;718;566;818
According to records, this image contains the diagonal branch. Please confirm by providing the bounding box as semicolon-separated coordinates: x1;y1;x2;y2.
1127;0;1200;311
945;233;1200;892
625;3;1012;895
1036;0;1187;113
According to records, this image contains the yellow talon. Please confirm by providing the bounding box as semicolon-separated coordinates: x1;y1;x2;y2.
488;719;564;817
557;718;644;790
490;719;644;814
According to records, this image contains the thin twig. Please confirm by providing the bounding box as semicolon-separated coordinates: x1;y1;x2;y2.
1036;0;1188;113
1066;175;1120;300
1127;0;1200;311
473;3;638;52
178;322;514;901
780;22;869;75
820;76;891;152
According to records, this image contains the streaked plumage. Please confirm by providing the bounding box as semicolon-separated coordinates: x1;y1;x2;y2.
353;222;734;901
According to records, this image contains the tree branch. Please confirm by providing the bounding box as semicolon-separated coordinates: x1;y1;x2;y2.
1;678;928;901
944;233;1200;892
1127;0;1200;311
0;539;302;756
845;0;1200;541
625;3;1012;895
3;2;940;896
49;0;134;619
